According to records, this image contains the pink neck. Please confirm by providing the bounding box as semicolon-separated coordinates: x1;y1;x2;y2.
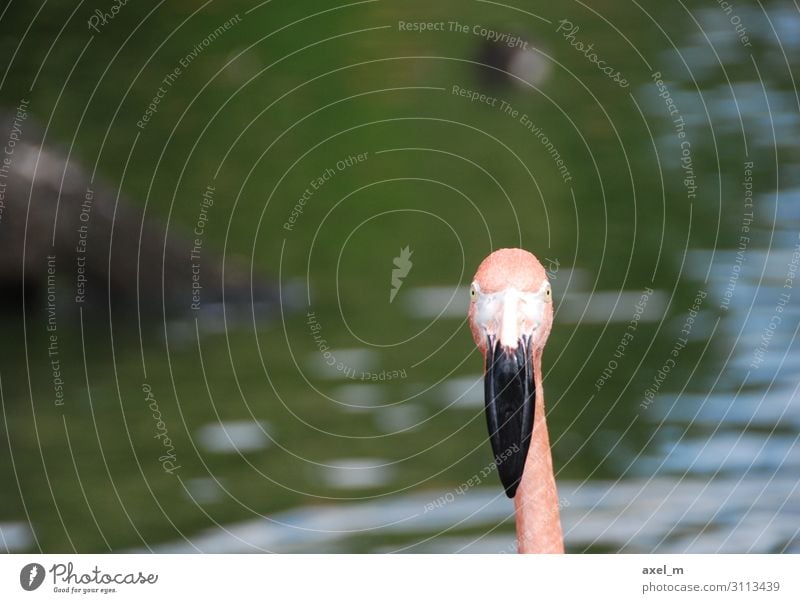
514;350;564;553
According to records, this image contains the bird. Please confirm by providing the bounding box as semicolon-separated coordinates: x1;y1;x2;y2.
475;35;552;90
467;248;563;553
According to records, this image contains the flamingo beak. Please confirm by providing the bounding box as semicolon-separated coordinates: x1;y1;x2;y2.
483;334;535;498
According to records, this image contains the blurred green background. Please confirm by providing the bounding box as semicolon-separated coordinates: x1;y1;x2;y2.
0;0;797;553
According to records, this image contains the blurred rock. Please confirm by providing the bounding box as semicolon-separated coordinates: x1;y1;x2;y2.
0;110;281;322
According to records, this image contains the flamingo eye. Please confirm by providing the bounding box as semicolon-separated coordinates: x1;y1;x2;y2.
545;284;552;299
470;285;477;300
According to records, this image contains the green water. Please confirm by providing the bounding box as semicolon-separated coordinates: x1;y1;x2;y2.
0;1;797;553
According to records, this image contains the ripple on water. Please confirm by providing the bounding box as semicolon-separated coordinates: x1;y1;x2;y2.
403;286;468;319
319;458;394;490
654;432;800;475
373;404;426;433
563;476;799;553
330;384;386;412
437;375;484;408
196;421;271;454
184;477;226;505
139;488;513;553
557;290;668;324
0;521;34;552
305;348;378;380
651;389;800;430
140;475;798;553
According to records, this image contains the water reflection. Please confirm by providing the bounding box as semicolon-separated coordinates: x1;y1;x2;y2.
146;475;799;553
305;348;379;380
319;458;394;490
196;421;272;454
0;522;33;553
184;478;226;505
0;0;798;554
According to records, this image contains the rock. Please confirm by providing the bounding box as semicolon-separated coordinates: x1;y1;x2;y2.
0;109;281;322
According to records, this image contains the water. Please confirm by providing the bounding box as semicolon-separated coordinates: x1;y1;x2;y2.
0;0;798;553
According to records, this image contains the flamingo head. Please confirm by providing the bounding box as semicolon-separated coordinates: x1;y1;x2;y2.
467;248;553;497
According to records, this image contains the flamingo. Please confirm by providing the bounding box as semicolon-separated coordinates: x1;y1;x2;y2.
468;248;564;553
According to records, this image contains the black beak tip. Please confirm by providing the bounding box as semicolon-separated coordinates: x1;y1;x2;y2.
504;481;520;498
483;336;535;500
